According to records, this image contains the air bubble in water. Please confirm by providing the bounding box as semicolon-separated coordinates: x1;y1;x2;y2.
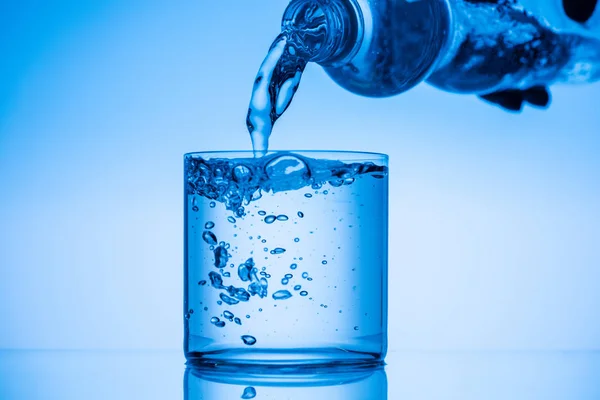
281;278;289;285
297;211;304;218
209;271;224;289
215;321;226;328
232;164;252;183
198;280;207;286
284;274;293;279
276;214;288;221
234;317;242;325
273;290;292;300
209;201;216;208
304;193;312;198
270;247;286;254
210;317;220;324
248;276;268;298
238;258;255;282
294;237;300;242
223;311;234;321
227;216;236;224
204;221;215;229
220;293;239;305
264;215;276;224
241;335;257;346
290;263;297;270
300;291;308;296
214;245;230;268
258;210;267;216
294;285;301;291
264;154;309;191
229;286;251;302
354;326;359;331
192;206;199;212
241;386;257;399
322;260;328;265
302;272;308;279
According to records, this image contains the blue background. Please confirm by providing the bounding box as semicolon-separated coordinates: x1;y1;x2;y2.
1;0;599;354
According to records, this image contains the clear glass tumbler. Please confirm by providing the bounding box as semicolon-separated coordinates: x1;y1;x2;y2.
184;150;388;367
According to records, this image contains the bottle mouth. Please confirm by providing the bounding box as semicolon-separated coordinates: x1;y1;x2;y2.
281;0;361;65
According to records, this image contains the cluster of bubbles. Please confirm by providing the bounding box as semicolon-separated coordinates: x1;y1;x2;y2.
185;152;388;214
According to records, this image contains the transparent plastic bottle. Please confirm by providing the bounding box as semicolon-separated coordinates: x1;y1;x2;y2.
245;1;599;153
281;0;600;97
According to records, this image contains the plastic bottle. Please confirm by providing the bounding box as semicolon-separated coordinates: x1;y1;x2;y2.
281;0;600;98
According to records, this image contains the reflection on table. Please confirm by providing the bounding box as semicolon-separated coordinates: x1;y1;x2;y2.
184;363;387;400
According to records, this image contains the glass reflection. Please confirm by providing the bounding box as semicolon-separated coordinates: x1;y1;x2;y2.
184;364;387;400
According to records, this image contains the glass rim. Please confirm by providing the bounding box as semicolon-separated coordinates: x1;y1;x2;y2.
184;150;388;160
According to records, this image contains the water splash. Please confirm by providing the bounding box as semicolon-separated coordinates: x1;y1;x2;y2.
185;152;388;214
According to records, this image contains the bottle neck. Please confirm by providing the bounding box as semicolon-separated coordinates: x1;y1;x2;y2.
281;0;361;65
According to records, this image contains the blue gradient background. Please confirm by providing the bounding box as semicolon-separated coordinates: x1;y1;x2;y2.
1;0;599;354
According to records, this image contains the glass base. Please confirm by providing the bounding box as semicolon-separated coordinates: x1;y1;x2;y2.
185;348;384;369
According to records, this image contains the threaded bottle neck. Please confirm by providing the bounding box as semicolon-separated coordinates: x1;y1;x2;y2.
281;0;361;65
